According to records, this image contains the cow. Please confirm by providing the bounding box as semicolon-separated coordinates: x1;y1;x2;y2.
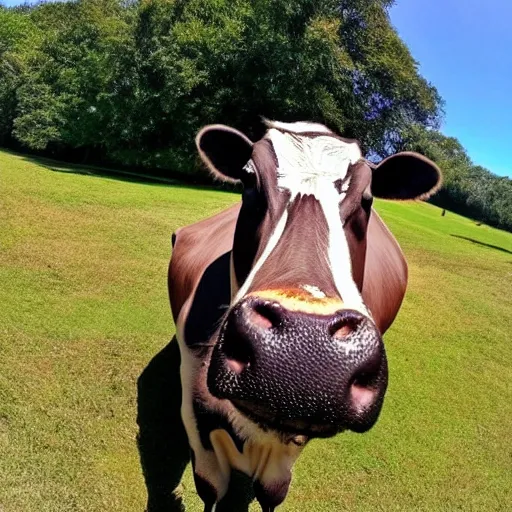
164;120;441;511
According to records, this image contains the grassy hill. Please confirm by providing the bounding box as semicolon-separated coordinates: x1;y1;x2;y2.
1;150;511;511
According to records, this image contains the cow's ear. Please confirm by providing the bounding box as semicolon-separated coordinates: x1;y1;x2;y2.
371;152;442;200
196;125;253;183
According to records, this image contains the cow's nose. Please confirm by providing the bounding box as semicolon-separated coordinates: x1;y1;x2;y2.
207;296;388;436
221;298;365;372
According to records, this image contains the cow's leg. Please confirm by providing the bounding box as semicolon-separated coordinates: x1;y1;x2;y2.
191;457;217;512
192;455;254;511
215;469;254;511
137;338;190;512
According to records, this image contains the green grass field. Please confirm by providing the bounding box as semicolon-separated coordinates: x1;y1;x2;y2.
1;150;511;511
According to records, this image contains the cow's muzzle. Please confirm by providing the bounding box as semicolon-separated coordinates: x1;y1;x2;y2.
207;295;388;437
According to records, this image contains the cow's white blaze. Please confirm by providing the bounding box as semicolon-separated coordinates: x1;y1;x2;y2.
231;124;368;314
265;126;368;314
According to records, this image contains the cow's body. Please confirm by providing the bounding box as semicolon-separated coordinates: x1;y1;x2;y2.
159;121;441;511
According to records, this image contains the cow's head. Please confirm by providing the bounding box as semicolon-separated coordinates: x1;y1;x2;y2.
196;121;441;440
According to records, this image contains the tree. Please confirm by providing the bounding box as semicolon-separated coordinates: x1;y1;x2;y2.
114;0;442;171
337;0;442;155
13;0;135;158
1;0;443;169
0;6;39;145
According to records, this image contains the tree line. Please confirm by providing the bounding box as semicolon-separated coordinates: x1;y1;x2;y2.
0;0;510;231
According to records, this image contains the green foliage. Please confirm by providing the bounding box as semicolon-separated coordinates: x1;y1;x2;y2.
13;81;63;149
0;6;39;143
11;0;136;153
0;0;441;169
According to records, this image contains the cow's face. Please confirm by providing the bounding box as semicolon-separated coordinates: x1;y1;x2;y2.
196;121;441;440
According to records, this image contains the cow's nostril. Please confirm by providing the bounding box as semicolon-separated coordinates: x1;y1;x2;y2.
222;321;254;375
349;379;378;413
223;337;253;374
329;311;361;339
247;305;273;330
219;299;282;376
226;358;246;375
348;354;382;413
246;301;282;330
331;321;356;339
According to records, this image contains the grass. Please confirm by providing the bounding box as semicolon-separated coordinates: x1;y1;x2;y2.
1;149;511;511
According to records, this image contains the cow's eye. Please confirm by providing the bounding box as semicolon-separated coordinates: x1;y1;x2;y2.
242;169;258;188
243;186;258;203
242;176;262;208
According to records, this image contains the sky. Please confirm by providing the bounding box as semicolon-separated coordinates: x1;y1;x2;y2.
3;0;511;178
390;0;512;177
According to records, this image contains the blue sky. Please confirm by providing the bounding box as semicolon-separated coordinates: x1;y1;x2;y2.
3;0;511;177
390;0;512;177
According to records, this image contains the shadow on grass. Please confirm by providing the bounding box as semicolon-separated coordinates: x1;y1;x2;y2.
137;338;254;512
7;149;239;194
450;235;512;255
137;339;189;512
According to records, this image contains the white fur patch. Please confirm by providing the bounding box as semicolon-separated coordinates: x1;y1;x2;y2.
266;129;361;199
243;159;256;174
210;428;303;491
340;177;351;193
301;284;327;299
264;119;333;134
